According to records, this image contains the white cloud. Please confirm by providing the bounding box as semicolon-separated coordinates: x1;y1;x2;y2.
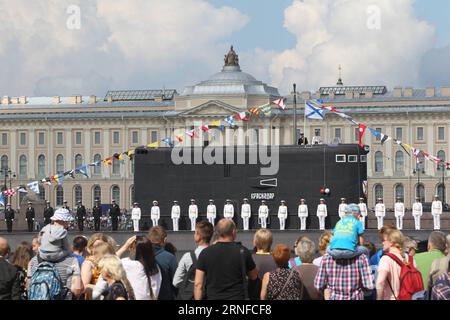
0;0;248;96
265;0;436;94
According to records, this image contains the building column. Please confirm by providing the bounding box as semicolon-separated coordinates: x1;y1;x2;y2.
103;129;110;178
84;129;91;206
28;129;35;180
385;126;393;176
65;129;72;171
9;129;17;173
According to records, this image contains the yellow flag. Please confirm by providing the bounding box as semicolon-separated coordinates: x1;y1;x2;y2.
118;153;124;161
127;149;135;157
210;120;221;127
402;143;413;151
147;142;159;148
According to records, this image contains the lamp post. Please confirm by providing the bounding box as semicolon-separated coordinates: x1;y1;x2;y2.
438;162;448;204
293;83;297;145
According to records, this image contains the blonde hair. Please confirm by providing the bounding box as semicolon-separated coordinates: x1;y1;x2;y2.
253;229;273;252
98;254;135;300
318;231;332;255
386;229;406;252
87;233;117;254
92;242;115;263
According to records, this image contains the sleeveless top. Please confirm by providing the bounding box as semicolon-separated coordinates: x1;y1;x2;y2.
267;267;304;300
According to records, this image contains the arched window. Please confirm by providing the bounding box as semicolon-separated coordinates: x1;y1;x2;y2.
437;150;446;170
75;154;83;168
38;155;46;178
375;151;383;173
437;183;446;203
93;154;102;175
417;153;426;172
374;184;383;203
56;154;64;174
112;158;120;175
395;151;404;173
19;191;27;206
19;155;27;179
131;158;135;175
92;185;101;206
395;184;404;202
111;185;120;205
1;155;8;176
416;184;425;203
74;185;82;205
55;186;64;207
130;185;135;206
39;185;46;201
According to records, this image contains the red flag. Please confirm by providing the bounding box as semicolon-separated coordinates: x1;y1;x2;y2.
358;124;367;147
200;125;209;132
233;112;249;122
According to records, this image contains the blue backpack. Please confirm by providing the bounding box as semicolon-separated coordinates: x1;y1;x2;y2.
28;258;67;300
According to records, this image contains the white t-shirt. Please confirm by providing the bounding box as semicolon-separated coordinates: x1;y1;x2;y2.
121;258;162;300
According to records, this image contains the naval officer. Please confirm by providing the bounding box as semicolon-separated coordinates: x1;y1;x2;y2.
223;199;234;221
278;200;288;231
206;199;216;226
151;200;160;227
241;198;251;231
258;200;269;229
316;198;327;231
189;199;198;231
298;199;308;231
171;200;180;231
394;197;405;230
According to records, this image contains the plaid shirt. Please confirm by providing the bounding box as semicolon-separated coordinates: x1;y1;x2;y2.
432;273;450;300
314;254;374;300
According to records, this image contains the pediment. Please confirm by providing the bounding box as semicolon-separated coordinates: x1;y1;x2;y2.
178;100;242;116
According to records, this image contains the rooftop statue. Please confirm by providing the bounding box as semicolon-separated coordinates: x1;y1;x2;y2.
224;46;239;67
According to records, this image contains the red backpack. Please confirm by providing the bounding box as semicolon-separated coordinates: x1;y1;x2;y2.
385;253;424;300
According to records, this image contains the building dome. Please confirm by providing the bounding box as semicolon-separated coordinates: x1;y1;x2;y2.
181;46;280;96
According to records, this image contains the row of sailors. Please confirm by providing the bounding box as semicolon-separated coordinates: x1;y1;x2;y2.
131;196;445;232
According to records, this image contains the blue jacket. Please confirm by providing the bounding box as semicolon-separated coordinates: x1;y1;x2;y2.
153;245;178;300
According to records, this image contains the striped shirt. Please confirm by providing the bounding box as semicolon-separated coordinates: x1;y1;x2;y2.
314;254;374;300
431;273;450;300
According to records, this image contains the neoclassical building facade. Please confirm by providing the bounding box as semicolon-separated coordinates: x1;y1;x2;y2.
1;47;450;212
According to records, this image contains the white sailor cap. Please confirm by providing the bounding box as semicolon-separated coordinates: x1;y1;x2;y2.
209;199;214;202
243;198;249;201
320;198;325;202
153;200;158;204
190;199;196;202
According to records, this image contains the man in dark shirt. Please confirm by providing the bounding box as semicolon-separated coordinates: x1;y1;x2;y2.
109;200;120;231
195;219;258;300
25;202;35;232
4;204;15;233
148;226;178;300
92;199;102;231
43;201;54;226
298;133;309;145
0;237;20;300
76;201;86;231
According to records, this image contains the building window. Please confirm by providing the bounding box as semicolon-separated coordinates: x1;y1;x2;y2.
416;184;425;203
19;155;27;179
395;184;404;202
151;131;158;143
55;186;64;207
74;185;82;205
437;150;446;170
132;131;139;144
437;184;446;203
94;131;101;145
417;153;426;172
20;132;26;146
93;154;102;175
56;154;64;174
39;186;46;201
19;192;27;206
75;132;82;145
1;133;7;146
395;151;404;173
38;155;46;178
38;132;45;145
334;128;342;141
113;131;120;144
131;158;135;175
57;132;63;145
375;151;383;173
93;185;101;206
375;128;382;141
111;185;120;205
417;127;424;141
75;154;83;168
374;184;383;203
130;185;135;206
438;127;445;141
354;128;359;142
314;129;321;137
112;158;120;175
396;128;403;140
1;155;8;176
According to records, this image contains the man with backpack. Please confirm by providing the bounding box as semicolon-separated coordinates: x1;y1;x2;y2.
173;221;213;299
27;208;83;300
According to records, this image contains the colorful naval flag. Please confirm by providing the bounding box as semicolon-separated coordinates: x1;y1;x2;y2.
186;129;199;138
0;194;5;206
358;123;367;147
18;186;28;193
305;101;325;120
103;158;113;166
380;133;391;145
209;120;222;127
65;170;76;179
51;175;63;185
27;181;40;194
162;138;174;147
248;107;261;117
41;178;52;186
224;116;235;126
233;112;249;122
200;125;210;132
147;142;159;148
4;188;16;197
175;134;184;143
272;98;286;110
368;128;381;139
259;103;272;117
77;166;90;178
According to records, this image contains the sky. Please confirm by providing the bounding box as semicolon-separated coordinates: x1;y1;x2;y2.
0;0;449;97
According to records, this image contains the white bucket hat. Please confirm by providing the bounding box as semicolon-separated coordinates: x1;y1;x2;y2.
51;208;73;222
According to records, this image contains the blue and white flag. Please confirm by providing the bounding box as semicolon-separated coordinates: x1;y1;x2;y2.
224;116;235;126
305;101;325;120
0;194;5;206
27;181;40;194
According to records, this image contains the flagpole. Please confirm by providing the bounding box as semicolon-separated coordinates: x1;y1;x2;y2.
304;101;307;145
293;83;297;145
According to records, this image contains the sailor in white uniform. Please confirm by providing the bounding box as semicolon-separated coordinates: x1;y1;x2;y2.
258;200;269;229
278;200;288;231
432;195;443;230
241;198;251;231
171;200;180;231
338;198;348;219
316;198;327;231
131;202;141;232
394;197;405;230
298;199;308;231
150;200;160;227
206;199;216;226
412;197;423;230
188;199;198;232
358;198;368;230
375;198;386;230
223;199;234;221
